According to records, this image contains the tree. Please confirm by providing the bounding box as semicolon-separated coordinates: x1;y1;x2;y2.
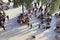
36;0;41;6
13;0;18;8
36;0;48;6
13;0;33;13
36;0;60;14
19;0;25;13
25;0;33;9
50;0;60;14
13;0;25;13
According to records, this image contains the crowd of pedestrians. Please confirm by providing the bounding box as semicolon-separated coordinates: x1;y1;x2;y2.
0;11;9;30
17;2;52;29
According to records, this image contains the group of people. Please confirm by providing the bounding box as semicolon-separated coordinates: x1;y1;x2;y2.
17;2;52;29
54;13;60;40
55;13;60;18
54;13;60;32
0;12;9;30
28;3;49;17
38;13;51;29
17;13;30;26
0;0;12;11
29;3;51;29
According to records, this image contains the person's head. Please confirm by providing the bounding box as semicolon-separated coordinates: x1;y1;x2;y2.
41;21;44;24
59;13;60;16
7;15;8;16
47;12;49;15
40;6;42;8
41;13;43;16
55;13;58;15
56;26;59;29
47;23;50;25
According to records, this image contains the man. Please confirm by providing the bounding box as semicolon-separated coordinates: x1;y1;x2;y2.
7;15;9;21
0;19;5;30
25;17;30;26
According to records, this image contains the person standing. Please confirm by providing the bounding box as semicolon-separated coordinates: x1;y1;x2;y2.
7;15;9;21
2;15;5;24
39;6;43;13
0;18;5;30
31;24;32;28
25;17;30;27
34;9;37;17
38;24;40;28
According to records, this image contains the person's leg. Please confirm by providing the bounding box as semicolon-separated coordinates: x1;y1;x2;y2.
35;13;36;17
2;25;5;30
3;20;5;24
8;18;9;21
27;23;29;27
38;24;40;28
31;24;32;28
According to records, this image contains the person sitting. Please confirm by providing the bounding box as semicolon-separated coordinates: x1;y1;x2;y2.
19;18;23;24
46;25;51;29
46;17;51;22
47;12;51;17
32;35;35;38
47;22;50;25
54;26;60;31
18;15;21;19
55;13;59;17
56;26;60;29
25;17;30;26
20;14;24;18
58;13;60;16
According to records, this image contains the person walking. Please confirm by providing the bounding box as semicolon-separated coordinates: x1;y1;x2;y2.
31;24;32;28
3;17;5;24
39;6;43;13
34;10;37;17
38;24;40;28
0;19;5;30
7;15;9;21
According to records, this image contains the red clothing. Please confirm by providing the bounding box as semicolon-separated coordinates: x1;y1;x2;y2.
19;19;23;24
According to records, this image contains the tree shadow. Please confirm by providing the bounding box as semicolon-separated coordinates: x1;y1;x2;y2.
0;12;45;40
0;15;40;40
37;16;57;40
